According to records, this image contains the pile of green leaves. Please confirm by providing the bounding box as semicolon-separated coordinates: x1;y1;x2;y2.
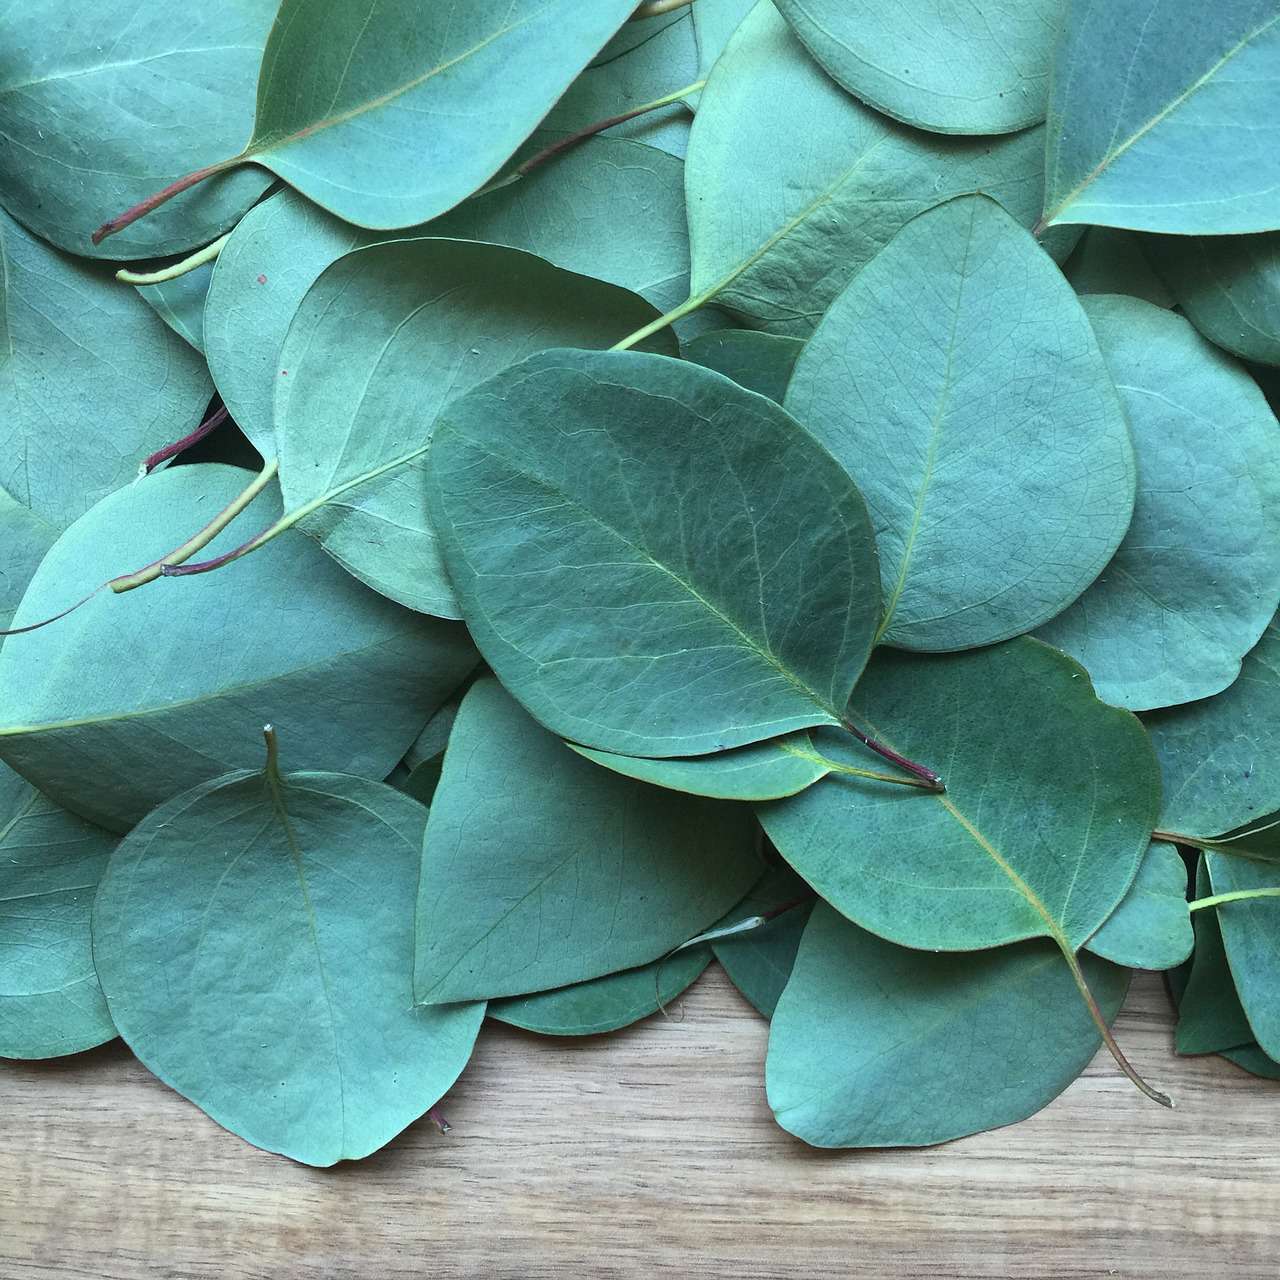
2;0;1279;1165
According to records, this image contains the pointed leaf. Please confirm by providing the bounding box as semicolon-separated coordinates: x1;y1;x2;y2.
766;903;1129;1147
276;238;674;617
785;196;1135;651
684;330;804;403
413;680;763;1004
0;3;274;258
0;466;475;831
1146;233;1280;367
0;763;116;1059
773;0;1061;135
759;640;1160;951
1086;841;1191;971
1043;0;1280;233
1038;296;1280;709
92;767;483;1166
427;349;882;757
685;3;1077;337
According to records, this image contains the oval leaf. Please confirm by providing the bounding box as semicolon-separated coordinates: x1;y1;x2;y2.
0;466;475;831
1043;0;1280;233
276;238;675;616
413;679;763;1004
1086;841;1192;971
1038;296;1280;709
684;330;804;403
427;349;882;757
785;195;1135;651
773;0;1061;135
92;766;484;1166
759;640;1160;951
766;903;1129;1148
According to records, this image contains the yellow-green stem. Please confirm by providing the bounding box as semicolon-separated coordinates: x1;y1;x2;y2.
115;233;230;286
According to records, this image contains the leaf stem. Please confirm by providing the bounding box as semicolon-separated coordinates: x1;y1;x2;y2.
115;233;230;285
780;743;941;791
262;723;282;789
140;406;229;475
427;1105;452;1134
1188;887;1280;913
840;718;944;791
631;0;696;18
109;459;279;593
91;158;240;246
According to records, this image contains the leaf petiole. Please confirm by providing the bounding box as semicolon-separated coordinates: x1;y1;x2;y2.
1187;887;1280;913
840;718;944;791
139;406;229;475
115;232;231;286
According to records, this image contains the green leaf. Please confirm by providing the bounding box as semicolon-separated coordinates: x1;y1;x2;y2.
683;330;804;403
712;863;813;1018
1086;842;1191;971
759;639;1160;951
541;10;697;159
216;0;639;230
1186;814;1280;863
91;763;484;1166
0;2;275;258
766;903;1129;1148
488;949;711;1036
691;0;758;93
785;196;1135;652
206;137;693;458
773;0;1061;135
570;735;828;802
1176;859;1255;1055
0;465;475;831
1144;617;1280;839
276;238;674;617
1146;233;1280;367
413;679;763;1004
135;261;215;352
1042;1;1280;233
427;348;882;757
1062;229;1173;306
1037;296;1280;710
0;763;116;1059
1;209;212;529
685;2;1077;338
0;491;55;633
1221;1044;1280;1079
1206;849;1280;1059
388;688;469;808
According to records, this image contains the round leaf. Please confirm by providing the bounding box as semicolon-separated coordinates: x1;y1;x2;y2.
1086;841;1192;971
92;767;484;1166
759;640;1161;952
785;196;1135;651
427;349;882;757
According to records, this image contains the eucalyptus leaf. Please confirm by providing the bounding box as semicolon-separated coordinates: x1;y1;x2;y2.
1188;813;1280;864
684;330;804;403
1086;842;1191;971
1042;0;1280;233
0;763;116;1059
276;238;674;616
162;0;640;232
206;138;692;458
541;9;697;159
1062;229;1173;306
691;0;758;96
712;862;814;1018
92;764;484;1166
785;195;1135;652
389;689;468;808
1;208;212;528
1144;617;1280;839
759;639;1160;952
684;2;1077;338
773;0;1061;135
0;465;475;831
427;348;882;757
135;261;215;352
488;948;711;1036
1038;296;1280;710
766;903;1129;1148
0;2;275;258
0;493;55;633
413;679;763;1005
570;735;828;802
1146;234;1280;367
1222;1044;1280;1080
1205;849;1280;1060
1176;860;1255;1055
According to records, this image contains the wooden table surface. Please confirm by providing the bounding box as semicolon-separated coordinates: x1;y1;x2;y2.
2;966;1277;1279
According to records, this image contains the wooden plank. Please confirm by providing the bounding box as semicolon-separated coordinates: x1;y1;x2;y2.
1;967;1277;1278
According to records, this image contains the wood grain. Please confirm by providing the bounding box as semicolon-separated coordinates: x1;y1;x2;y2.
2;966;1277;1279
